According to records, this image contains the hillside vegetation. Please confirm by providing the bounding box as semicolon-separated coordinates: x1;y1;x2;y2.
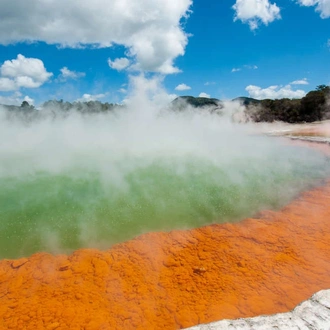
1;85;329;123
173;85;330;123
246;85;330;123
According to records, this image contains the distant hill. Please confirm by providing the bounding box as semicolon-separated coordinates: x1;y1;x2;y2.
171;96;223;112
232;97;260;106
172;96;260;109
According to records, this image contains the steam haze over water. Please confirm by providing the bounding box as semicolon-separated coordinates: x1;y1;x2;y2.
0;92;329;258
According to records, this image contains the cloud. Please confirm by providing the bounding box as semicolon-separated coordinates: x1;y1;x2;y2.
0;0;192;74
23;95;34;105
246;84;306;99
199;92;210;98
175;83;191;91
76;93;107;102
118;88;127;94
58;67;85;81
232;65;258;73
108;58;131;71
0;77;17;92
297;0;330;18
245;65;258;69
290;78;309;85
0;54;52;91
204;81;216;86
0;92;34;105
233;0;281;30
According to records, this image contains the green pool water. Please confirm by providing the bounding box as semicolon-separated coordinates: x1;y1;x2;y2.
0;146;329;259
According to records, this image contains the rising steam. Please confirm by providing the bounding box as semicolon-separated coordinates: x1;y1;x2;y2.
0;76;329;258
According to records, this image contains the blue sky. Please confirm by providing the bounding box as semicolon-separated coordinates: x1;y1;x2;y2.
0;0;329;105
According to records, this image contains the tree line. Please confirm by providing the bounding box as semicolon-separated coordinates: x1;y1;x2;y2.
1;85;329;123
246;85;330;123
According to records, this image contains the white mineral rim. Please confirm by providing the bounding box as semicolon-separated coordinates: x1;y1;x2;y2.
185;289;330;330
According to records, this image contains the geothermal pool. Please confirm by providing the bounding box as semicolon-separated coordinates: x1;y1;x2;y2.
0;109;330;259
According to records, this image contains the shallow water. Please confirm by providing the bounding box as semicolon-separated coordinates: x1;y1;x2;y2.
0;110;329;258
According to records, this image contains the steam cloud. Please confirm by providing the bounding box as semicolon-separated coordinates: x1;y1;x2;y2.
0;76;329;258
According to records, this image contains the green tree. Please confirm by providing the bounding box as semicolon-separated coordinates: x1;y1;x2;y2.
21;100;30;108
316;85;330;93
300;90;326;122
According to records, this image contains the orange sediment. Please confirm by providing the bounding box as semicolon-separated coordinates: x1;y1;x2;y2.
292;121;330;137
1;180;330;329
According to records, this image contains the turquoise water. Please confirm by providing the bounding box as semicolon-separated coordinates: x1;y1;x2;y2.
0;111;329;258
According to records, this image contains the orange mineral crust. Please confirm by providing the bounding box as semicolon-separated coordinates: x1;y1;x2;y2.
1;182;330;329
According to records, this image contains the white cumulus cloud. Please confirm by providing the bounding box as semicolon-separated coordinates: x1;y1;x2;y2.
23;95;34;105
233;0;281;30
175;83;191;91
246;84;306;99
199;92;211;98
290;78;309;85
0;54;52;90
0;77;17;92
76;93;107;102
59;67;85;81
297;0;330;18
0;0;192;74
108;58;131;71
